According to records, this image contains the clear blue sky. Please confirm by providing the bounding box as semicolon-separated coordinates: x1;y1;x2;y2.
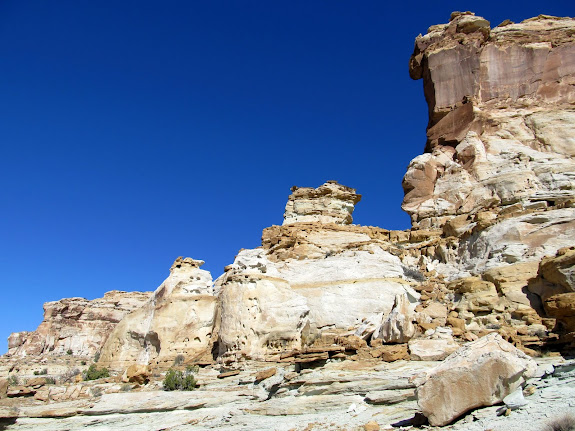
1;1;573;353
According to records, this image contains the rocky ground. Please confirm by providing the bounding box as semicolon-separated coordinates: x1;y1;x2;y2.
1;354;573;431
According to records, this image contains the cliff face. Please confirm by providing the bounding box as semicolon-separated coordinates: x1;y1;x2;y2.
7;291;151;358
403;12;575;227
4;13;575;373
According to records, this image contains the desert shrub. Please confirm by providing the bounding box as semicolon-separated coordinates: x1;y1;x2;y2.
162;368;196;391
173;354;185;366
546;414;575;431
186;364;199;374
7;375;19;386
45;377;56;385
60;368;81;383
93;352;101;363
120;383;133;392
402;266;426;282
33;368;48;375
66;349;73;355
83;364;110;381
91;386;103;397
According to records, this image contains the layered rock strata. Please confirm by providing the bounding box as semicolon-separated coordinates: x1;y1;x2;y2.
7;291;151;358
404;12;575;227
217;183;421;360
283;181;361;225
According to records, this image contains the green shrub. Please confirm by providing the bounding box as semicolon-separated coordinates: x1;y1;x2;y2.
83;364;110;381
93;352;101;363
33;368;48;376
66;349;73;355
45;377;56;385
81;360;87;365
162;368;196;391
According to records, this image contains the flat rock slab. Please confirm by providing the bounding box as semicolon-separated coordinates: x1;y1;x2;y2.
82;392;206;415
245;394;365;416
365;389;415;405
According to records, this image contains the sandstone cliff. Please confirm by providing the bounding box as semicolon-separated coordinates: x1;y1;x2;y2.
404;12;575;228
2;12;575;430
7;291;151;358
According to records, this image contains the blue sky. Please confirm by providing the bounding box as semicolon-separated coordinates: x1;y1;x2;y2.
1;1;573;353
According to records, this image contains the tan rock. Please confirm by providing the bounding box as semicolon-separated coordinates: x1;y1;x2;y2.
122;364;150;385
539;247;575;292
415;333;536;426
0;379;8;399
254;368;277;382
283;181;361;225
363;421;380;431
370;344;409;362
7;291;151;357
404;13;575;225
408;338;459;361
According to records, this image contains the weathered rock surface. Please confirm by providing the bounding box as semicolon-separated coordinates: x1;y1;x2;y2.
415;333;536;426
98;257;217;369
7;291;151;358
283;181;361;225
404;13;575;226
3;11;575;431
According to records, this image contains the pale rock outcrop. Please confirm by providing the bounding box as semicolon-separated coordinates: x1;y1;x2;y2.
283;181;361;225
7;291;151;357
216;183;421;359
404;13;575;226
216;249;310;359
98;257;217;368
415;333;537;426
373;293;416;343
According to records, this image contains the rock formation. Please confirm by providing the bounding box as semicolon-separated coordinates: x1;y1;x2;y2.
283;181;361;225
217;182;420;361
1;11;575;430
98;257;217;368
404;12;575;228
415;333;536;426
7;291;151;358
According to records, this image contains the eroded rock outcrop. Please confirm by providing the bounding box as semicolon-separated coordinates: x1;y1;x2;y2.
98;257;217;369
404;13;575;227
217;184;422;360
7;291;151;358
283;181;361;225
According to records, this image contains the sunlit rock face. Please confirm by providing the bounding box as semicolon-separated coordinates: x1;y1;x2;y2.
403;12;575;227
216;185;421;360
283;181;362;225
7;291;152;358
98;257;217;369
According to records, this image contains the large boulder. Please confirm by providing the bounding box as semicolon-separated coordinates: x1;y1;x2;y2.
415;333;536;426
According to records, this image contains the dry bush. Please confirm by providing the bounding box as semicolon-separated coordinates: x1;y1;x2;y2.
545;414;575;431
